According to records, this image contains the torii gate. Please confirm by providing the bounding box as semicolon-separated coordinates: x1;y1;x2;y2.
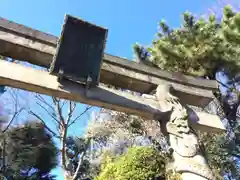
0;16;225;180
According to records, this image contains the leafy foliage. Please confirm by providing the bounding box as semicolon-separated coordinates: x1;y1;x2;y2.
85;107;175;179
85;109;171;166
95;146;171;180
65;136;93;179
1;121;58;179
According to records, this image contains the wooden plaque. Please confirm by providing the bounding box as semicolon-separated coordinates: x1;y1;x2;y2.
50;14;108;87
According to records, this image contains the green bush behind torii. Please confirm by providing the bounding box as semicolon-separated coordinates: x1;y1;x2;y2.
95;146;181;180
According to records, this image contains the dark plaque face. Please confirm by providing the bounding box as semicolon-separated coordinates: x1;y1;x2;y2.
50;14;108;87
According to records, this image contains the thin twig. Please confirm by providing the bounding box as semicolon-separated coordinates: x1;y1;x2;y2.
52;97;60;105
36;101;61;126
36;94;64;129
2;108;24;133
60;100;67;110
216;79;232;91
68;106;92;127
2;88;24;132
66;101;76;125
29;110;60;139
36;94;55;112
53;97;66;126
72;138;91;180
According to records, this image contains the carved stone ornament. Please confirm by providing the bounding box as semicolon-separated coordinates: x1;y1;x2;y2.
152;84;216;180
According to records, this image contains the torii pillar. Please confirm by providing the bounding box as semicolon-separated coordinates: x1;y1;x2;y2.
144;84;216;180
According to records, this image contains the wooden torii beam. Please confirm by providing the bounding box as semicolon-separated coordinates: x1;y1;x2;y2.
0;60;224;133
0;17;225;133
0;17;218;107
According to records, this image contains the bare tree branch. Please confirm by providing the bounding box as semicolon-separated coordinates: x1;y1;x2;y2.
1;87;27;132
68;106;92;127
60;125;68;171
66;101;76;125
36;94;55;112
36;101;61;126
35;94;63;133
29;110;60;139
72;138;91;180
32;96;93;177
52;97;66;126
2;108;24;133
60;100;67;110
51;97;69;171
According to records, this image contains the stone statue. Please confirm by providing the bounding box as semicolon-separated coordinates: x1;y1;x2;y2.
143;84;216;180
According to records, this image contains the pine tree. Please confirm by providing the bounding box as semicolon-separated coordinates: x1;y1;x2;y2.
134;6;240;179
1;121;58;179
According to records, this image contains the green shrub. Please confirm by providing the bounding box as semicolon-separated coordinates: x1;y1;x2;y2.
95;146;166;180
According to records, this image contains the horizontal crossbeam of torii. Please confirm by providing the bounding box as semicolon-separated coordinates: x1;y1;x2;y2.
0;17;217;107
0;17;225;133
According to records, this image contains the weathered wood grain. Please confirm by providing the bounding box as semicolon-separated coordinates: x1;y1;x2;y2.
0;17;218;107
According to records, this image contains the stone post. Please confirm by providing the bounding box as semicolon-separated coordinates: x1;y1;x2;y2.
152;84;216;180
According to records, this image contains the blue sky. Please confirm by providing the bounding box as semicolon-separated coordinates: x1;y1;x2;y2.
0;0;219;179
1;0;217;59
